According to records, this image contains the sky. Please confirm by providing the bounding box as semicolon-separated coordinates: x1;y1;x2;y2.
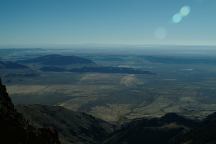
0;0;215;48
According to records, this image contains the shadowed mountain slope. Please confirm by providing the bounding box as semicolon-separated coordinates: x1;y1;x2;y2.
0;78;61;144
178;112;216;144
104;112;216;144
104;113;200;144
16;104;115;144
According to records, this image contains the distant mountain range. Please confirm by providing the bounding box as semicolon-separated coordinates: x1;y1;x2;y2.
40;66;154;74
1;54;154;75
16;54;154;75
18;54;95;66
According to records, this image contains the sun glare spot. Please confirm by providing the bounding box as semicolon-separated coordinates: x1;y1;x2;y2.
180;6;191;17
172;5;191;24
172;13;183;23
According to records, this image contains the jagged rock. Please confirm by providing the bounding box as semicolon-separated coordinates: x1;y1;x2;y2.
0;78;61;144
16;104;116;144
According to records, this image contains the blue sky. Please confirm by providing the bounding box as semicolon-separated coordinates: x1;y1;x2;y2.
0;0;215;48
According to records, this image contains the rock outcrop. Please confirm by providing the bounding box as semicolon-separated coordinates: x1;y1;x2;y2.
0;78;61;144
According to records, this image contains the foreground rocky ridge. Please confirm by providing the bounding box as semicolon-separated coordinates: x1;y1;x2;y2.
17;104;216;144
16;104;115;144
2;78;216;144
0;78;61;144
104;113;199;144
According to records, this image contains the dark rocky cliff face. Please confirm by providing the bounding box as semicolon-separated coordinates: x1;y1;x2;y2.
104;112;216;144
0;78;61;144
178;112;216;144
16;104;115;144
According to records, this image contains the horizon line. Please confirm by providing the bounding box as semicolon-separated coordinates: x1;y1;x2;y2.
0;43;216;49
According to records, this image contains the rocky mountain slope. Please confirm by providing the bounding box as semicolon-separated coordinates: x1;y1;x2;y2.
104;113;200;144
104;113;216;144
0;78;61;144
2;77;216;144
16;104;216;144
178;112;216;144
16;105;115;144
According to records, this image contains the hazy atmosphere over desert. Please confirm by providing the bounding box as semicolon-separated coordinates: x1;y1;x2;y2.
1;0;216;144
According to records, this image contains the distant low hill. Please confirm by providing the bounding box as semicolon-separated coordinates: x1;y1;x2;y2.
18;54;95;65
0;61;29;69
144;56;216;64
40;66;155;74
0;61;36;83
16;54;155;74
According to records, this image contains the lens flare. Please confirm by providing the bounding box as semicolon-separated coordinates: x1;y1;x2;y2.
172;5;191;24
180;6;191;17
172;13;183;23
